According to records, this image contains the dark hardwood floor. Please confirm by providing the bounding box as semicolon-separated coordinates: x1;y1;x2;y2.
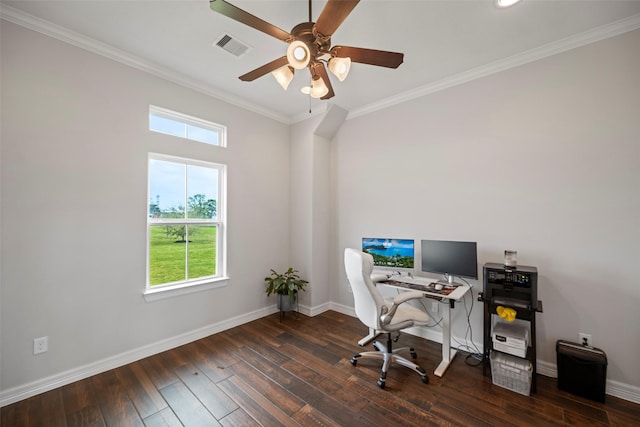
2;311;639;426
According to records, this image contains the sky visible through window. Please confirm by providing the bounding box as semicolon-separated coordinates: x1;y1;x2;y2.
149;159;218;216
150;114;219;145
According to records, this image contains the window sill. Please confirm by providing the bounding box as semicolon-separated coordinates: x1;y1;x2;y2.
143;276;229;302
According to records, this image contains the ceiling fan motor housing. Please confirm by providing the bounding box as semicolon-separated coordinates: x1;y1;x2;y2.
289;22;331;64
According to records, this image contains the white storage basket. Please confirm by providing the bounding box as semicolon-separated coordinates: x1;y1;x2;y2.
490;351;532;396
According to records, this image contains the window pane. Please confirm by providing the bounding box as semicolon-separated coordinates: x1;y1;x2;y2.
187;165;218;219
149;160;186;218
150;114;185;138
187;124;219;145
187;225;217;279
149;225;186;285
147;152;225;290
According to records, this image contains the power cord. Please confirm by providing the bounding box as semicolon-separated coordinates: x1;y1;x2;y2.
452;276;483;367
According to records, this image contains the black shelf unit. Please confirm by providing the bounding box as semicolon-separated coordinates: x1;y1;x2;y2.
480;263;543;393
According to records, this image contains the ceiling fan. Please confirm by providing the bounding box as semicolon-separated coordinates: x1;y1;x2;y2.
209;0;404;100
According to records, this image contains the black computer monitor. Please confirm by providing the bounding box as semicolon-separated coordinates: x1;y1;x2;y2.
421;239;478;283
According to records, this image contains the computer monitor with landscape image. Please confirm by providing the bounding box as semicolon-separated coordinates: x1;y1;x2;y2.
361;238;415;271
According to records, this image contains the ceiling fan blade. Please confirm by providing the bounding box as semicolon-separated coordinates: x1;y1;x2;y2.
314;0;360;37
239;56;289;82
210;0;291;42
331;46;404;68
313;62;335;100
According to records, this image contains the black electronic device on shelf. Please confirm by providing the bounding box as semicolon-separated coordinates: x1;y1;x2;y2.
483;262;538;310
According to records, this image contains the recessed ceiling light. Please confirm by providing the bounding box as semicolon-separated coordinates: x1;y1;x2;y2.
496;0;522;8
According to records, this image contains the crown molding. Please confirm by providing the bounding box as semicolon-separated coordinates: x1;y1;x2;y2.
348;13;640;120
2;5;639;125
0;4;292;125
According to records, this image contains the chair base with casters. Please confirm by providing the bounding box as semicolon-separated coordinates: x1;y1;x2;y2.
350;332;429;389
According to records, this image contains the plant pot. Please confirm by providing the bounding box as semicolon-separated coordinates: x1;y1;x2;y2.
277;291;298;320
277;292;297;311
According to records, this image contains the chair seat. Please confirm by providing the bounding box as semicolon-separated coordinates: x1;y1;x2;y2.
383;299;429;331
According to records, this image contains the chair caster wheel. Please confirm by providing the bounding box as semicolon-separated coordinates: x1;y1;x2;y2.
350;358;357;366
421;375;429;384
377;380;385;389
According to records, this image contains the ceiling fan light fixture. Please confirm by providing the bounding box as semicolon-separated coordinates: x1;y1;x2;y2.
272;65;294;90
495;0;522;8
287;40;311;69
309;76;329;98
328;57;351;81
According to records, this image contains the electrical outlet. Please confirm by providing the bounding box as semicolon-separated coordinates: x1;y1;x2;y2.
578;333;592;347
34;336;48;355
431;301;439;313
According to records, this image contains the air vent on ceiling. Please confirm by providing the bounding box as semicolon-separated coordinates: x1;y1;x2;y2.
215;34;250;57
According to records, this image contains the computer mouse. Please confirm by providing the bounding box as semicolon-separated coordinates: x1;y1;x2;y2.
435;284;444;291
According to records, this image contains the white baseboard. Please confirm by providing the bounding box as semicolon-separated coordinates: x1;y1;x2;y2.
537;358;557;378
605;379;640;404
2;303;639;406
0;306;277;408
301;301;333;317
325;301;355;317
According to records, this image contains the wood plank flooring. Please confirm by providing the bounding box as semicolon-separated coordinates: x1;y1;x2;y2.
2;311;639;426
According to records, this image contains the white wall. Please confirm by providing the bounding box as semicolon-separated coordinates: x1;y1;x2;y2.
1;22;291;393
332;29;640;393
289;114;335;312
289;117;320;308
2;16;639;404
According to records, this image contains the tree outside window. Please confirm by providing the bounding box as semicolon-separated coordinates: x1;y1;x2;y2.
147;154;225;288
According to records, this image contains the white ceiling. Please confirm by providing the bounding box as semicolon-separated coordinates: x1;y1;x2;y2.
3;1;640;122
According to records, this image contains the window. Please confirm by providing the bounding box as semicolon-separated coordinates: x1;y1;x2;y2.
146;153;227;295
149;105;226;147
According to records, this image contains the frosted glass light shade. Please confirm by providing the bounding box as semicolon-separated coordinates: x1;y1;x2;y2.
495;0;521;7
328;57;351;81
272;65;294;90
287;40;311;69
309;76;329;98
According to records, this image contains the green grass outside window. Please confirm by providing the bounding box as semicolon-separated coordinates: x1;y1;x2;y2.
149;225;217;286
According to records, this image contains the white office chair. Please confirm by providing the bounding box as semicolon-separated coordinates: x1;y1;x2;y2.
344;248;430;389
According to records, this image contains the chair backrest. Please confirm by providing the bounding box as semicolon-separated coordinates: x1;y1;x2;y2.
344;248;387;330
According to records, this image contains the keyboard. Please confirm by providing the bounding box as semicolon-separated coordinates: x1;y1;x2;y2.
388;276;422;285
388;276;433;290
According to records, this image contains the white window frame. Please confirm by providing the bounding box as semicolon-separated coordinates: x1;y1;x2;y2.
144;153;228;301
149;105;227;147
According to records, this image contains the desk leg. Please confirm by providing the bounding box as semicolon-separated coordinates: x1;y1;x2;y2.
358;328;378;346
434;301;457;377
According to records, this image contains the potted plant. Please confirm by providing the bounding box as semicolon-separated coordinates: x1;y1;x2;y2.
264;268;308;318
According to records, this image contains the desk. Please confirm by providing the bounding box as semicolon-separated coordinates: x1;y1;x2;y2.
358;276;471;377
